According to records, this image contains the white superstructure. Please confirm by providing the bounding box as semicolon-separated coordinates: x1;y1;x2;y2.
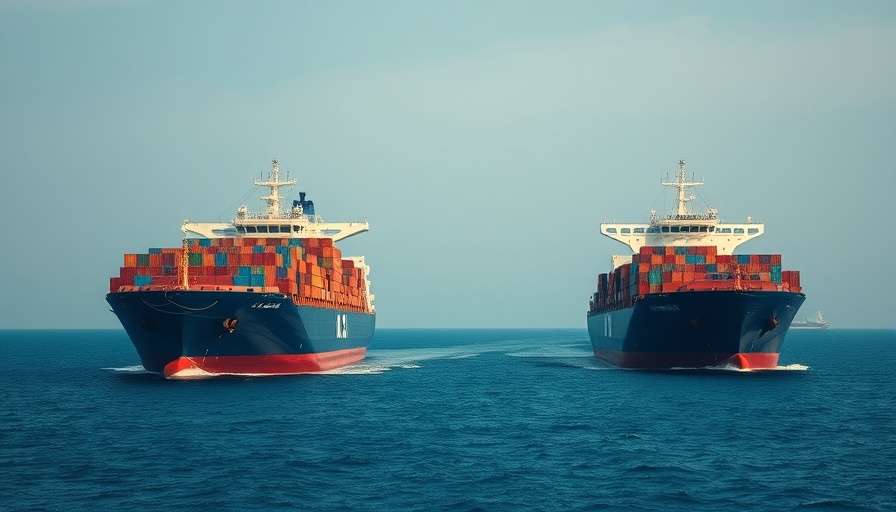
601;159;762;262
182;158;369;242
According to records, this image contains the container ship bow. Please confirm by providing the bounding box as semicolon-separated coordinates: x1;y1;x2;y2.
586;159;805;370
107;158;375;378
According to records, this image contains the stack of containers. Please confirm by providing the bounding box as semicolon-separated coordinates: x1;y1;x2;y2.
110;237;370;312
589;246;802;314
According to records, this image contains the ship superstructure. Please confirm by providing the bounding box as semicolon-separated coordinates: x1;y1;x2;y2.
182;158;370;243
601;160;762;257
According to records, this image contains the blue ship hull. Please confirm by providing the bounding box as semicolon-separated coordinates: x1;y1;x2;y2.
107;290;375;377
586;290;805;369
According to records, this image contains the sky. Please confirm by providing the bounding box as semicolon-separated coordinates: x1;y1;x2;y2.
1;0;894;330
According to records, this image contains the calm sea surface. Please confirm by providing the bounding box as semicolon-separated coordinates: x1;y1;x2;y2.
1;328;894;511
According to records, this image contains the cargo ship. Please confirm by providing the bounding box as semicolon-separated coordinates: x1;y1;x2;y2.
107;158;375;378
586;159;805;369
791;310;830;329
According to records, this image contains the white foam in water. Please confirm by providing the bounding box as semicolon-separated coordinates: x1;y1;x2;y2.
506;344;594;359
694;363;810;372
354;336;595;371
167;367;219;380
318;362;393;375
445;353;479;359
315;347;471;375
104;365;149;373
772;363;810;371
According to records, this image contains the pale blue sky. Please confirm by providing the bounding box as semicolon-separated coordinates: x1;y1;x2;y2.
1;0;894;329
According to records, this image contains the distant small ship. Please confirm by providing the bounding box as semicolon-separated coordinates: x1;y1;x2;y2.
791;310;830;329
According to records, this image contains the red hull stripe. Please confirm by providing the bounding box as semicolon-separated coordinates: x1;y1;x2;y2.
162;347;367;378
594;349;780;369
728;352;779;369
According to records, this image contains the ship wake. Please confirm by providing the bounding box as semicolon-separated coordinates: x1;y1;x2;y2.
321;346;483;375
683;363;810;372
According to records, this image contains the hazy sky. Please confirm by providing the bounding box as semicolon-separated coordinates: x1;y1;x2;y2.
1;0;894;330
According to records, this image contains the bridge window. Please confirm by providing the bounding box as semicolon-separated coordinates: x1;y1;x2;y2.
257;225;269;233
606;227;617;234
671;226;680;233
647;227;660;233
699;226;708;232
621;228;630;234
269;225;280;233
748;228;759;235
236;226;246;234
246;226;257;233
734;228;744;234
634;227;645;234
719;228;731;234
661;226;670;233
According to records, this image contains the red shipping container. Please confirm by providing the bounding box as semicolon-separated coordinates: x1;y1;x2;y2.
662;281;683;293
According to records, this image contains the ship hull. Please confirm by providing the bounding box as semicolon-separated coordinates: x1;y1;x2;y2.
107;290;375;378
587;290;805;369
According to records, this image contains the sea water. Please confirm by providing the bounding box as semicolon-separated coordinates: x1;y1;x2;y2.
1;328;894;511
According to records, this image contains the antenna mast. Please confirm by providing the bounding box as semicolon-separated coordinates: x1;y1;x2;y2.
255;158;297;219
661;159;704;216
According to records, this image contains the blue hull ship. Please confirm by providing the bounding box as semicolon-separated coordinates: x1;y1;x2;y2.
586;160;805;370
587;290;804;369
108;158;376;378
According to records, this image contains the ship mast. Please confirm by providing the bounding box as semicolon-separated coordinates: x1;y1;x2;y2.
255;158;297;219
661;159;703;217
